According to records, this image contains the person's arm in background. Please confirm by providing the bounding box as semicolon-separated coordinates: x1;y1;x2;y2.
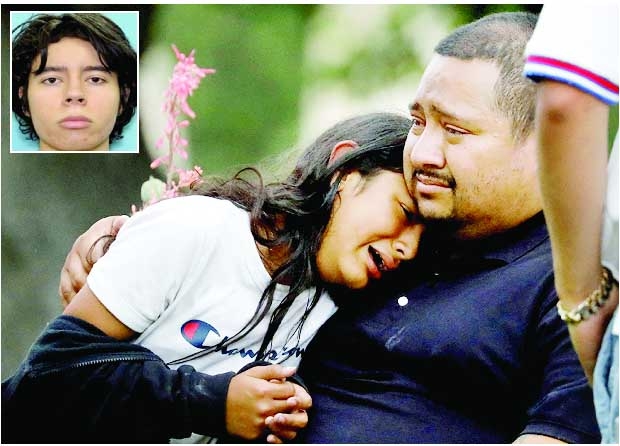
535;80;618;383
524;2;619;385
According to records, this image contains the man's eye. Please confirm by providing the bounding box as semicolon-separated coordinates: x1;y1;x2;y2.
410;116;425;135
42;77;60;85
445;126;467;136
411;116;425;128
88;76;106;84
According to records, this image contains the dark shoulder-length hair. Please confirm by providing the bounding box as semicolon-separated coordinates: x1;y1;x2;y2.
12;13;137;142
167;112;412;364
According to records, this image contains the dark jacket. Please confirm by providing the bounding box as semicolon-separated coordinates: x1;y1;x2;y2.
2;315;235;443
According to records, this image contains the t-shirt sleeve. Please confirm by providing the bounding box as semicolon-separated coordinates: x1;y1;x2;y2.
87;195;229;333
520;288;601;443
523;3;619;105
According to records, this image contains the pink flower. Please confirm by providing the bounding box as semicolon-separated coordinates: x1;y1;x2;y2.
167;44;216;119
134;45;213;212
177;166;204;189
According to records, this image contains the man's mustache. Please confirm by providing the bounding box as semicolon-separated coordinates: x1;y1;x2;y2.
413;169;456;189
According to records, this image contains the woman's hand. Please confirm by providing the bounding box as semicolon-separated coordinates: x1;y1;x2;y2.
225;364;304;440
264;382;312;443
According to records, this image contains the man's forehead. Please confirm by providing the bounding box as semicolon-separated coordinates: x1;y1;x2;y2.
30;39;106;73
421;55;499;87
410;57;499;117
30;65;110;75
37;37;99;58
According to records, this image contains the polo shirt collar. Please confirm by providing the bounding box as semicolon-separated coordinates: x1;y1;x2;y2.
472;211;549;263
429;212;549;267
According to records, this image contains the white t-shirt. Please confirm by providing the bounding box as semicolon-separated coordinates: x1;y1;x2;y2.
88;195;337;375
524;3;619;333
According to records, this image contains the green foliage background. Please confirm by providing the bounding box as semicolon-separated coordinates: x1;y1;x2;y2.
1;3;542;378
146;4;312;172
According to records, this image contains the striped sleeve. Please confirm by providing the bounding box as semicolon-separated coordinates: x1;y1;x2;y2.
524;55;618;105
523;3;618;105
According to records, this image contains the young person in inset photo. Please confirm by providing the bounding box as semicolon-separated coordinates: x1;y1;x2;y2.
11;13;137;152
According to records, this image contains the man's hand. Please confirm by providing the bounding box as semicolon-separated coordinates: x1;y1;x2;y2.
225;364;300;440
59;215;128;307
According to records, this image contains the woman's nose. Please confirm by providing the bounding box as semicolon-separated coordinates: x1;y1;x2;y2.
394;223;425;260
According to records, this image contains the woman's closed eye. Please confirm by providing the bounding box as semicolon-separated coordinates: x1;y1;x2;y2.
401;204;416;222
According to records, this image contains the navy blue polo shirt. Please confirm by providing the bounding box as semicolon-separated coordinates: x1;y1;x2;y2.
297;213;600;443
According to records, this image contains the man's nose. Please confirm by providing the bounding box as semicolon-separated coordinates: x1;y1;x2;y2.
410;127;446;169
64;80;86;105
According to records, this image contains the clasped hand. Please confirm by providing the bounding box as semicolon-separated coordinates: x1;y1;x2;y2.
227;364;311;443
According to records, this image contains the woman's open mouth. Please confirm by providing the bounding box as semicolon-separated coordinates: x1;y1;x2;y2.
369;246;388;273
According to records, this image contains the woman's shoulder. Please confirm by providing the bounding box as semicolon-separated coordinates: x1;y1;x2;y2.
121;195;247;241
139;195;243;222
148;194;239;213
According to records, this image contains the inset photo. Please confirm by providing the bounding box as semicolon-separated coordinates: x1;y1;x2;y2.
10;11;139;153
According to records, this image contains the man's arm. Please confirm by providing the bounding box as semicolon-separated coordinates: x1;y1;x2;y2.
59;215;128;306
535;80;617;382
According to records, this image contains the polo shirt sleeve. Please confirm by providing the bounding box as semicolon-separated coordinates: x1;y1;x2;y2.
521;288;600;443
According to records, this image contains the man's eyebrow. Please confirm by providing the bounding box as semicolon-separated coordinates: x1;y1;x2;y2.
83;65;111;73
33;65;111;75
33;65;67;74
430;104;463;121
409;101;466;122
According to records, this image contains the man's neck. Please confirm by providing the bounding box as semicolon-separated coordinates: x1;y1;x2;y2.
450;209;543;242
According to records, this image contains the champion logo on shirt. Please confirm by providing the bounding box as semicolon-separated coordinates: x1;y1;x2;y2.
179;318;306;361
180;319;221;348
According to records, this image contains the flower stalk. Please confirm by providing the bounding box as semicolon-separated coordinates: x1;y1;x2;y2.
137;44;215;210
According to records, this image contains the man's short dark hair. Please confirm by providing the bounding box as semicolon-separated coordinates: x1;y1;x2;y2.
11;13;137;142
434;12;538;143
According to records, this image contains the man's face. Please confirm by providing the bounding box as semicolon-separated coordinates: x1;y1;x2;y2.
403;55;539;239
25;37;121;151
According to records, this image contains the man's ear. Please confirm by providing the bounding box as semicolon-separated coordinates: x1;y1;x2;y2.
18;87;30;117
328;140;359;166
